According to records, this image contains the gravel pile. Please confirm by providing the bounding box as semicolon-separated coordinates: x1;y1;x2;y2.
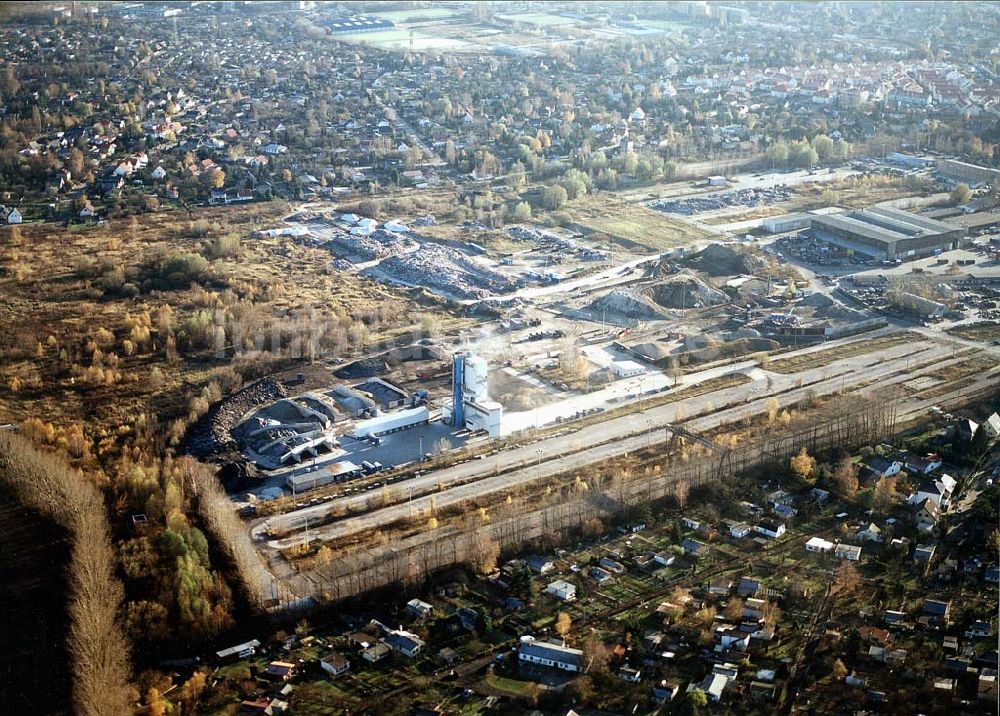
365;243;523;299
182;377;288;458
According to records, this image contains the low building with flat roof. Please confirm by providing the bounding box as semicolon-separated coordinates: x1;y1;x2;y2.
810;207;966;260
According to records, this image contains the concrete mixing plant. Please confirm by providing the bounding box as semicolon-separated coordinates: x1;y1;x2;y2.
449;351;503;437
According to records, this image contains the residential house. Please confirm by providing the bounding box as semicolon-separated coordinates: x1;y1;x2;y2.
865;456;903;479
986;565;1000;584
966;621;992;639
518;639;582;672
856;523;883;543
805;536;835;553
904;452;943;475
915;499;941;532
914;543;937;563
2;206;22;224
589;566;614;584
406;599;433;619
738;576;761;597
682;538;708;556
652;551;676;568
754;519;786;540
694;672;729;702
978;671;998;702
457;607;480;632
723;519;751;539
151;165;167;180
619;666;642;683
546;579;577;602
953;418;979;442
361;642;390;663
320;652;350;677
682;517;701;531
652;680;680;703
526;555;555;574
983;413;1000;440
709;576;733;596
382;629;424;658
906;474;957;509
263;661;296;682
859;626;890;646
835;544;863;561
599;557;626;574
921;598;952;626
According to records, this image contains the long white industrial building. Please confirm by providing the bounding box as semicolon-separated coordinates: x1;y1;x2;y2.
352;406;430;438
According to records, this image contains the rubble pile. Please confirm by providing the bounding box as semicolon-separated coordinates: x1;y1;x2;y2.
323;227;414;263
365;243;523;299
651;186;792;215
182;377;288;458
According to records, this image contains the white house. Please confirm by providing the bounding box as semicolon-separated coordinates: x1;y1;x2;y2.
518;638;582;672
3;207;22;224
835;544;863;561
319;652;350;677
151;165;167;180
983;413;1000;440
406;599;433;619
546;579;577;602
907;474;957;509
382;629;424;658
754;519;786;539
805;536;835;553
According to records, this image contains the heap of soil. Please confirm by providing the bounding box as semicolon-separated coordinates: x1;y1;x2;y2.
644;274;728;309
681;243;767;276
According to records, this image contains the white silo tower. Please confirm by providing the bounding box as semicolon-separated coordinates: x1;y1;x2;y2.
463;353;489;403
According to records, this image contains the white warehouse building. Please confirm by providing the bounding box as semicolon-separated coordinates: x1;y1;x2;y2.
352;405;430;438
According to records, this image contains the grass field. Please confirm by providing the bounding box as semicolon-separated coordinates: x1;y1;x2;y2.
767;332;917;374
569;194;714;254
949;322;1000;343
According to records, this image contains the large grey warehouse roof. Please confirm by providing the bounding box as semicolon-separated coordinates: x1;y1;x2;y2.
812;207;957;246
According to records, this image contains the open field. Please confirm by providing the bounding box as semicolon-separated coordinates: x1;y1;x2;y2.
569;195;715;253
766;331;919;373
0;203;420;450
949;322;1000;343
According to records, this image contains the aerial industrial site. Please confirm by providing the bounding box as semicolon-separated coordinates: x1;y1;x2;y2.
0;2;998;715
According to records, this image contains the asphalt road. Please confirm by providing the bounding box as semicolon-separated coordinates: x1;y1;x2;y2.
257;329;998;550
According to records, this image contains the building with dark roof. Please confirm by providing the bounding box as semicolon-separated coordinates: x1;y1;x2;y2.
323;16;395;34
810;207;966;260
518;639;583;672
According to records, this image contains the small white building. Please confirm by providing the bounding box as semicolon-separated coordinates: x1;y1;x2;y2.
546;579;577;602
835;544;863;562
406;599;433;619
320;652;350;677
805;536;835;553
611;360;645;378
708;175;728;187
518;638;582;672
